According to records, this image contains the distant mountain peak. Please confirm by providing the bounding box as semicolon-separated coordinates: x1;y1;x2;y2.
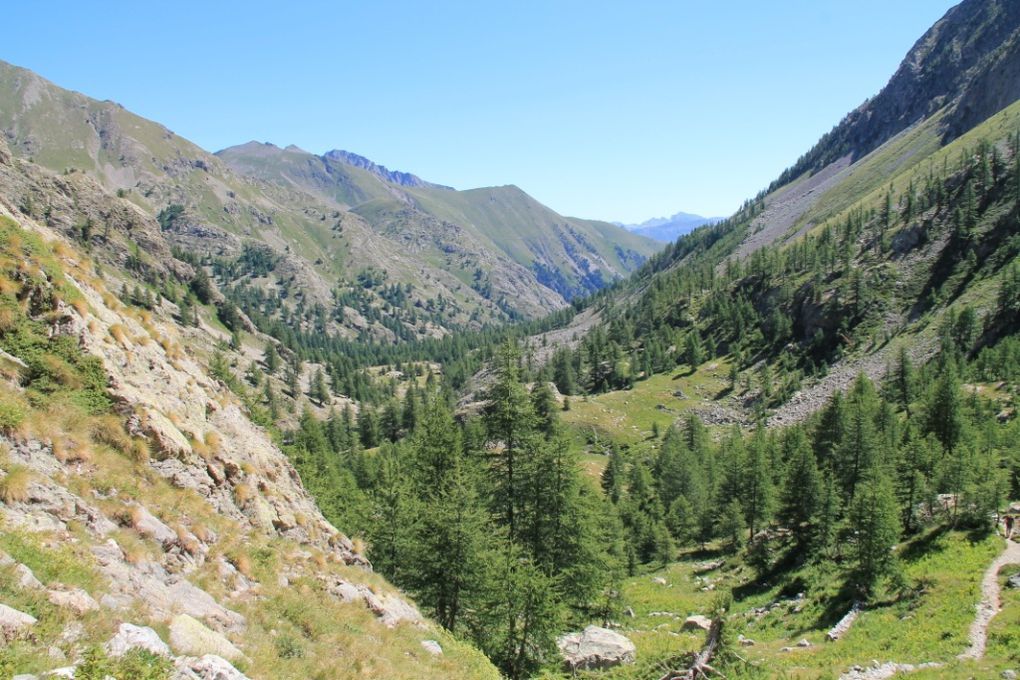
323;149;452;190
617;210;723;243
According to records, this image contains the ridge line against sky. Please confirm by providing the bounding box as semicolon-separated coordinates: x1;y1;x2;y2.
3;1;957;223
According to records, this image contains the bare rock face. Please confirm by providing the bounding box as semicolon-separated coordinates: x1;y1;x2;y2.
557;626;636;671
106;622;172;658
168;614;244;662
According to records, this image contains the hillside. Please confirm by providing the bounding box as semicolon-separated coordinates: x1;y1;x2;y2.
216;142;657;302
0;141;499;678
1;1;1020;679
0;58;658;345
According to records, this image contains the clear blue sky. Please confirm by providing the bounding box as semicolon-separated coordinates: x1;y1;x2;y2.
4;1;958;223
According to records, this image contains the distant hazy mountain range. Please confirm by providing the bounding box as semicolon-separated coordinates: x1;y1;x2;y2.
615;211;723;242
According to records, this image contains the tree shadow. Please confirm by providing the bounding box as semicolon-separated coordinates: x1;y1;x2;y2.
897;524;951;563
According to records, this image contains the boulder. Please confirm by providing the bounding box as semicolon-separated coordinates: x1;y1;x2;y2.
0;603;37;639
1007;573;1020;590
558;625;636;671
46;586;99;615
169;614;243;661
682;615;713;632
131;504;178;545
173;654;250;680
420;639;443;655
652;577;667;585
15;563;44;590
107;622;172;658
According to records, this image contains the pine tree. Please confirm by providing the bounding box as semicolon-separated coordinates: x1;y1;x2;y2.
849;469;901;597
926;362;963;452
743;429;774;540
404;396;492;631
780;428;822;548
263;342;281;374
310;368;330;406
484;341;537;541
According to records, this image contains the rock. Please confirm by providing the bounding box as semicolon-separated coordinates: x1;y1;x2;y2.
42;668;75;678
130;504;178;545
0;550;14;567
1007;573;1020;589
420;639;443;655
13;674;39;680
0;603;37;639
624;607;635;618
46;586;99;614
682;615;713;632
107;622;172;658
797;638;812;647
361;589;424;628
652;577;667;585
15;563;44;590
173;654;250;680
780;646;794;652
1002;670;1017;680
169;614;244;661
558;626;636;671
738;634;756;647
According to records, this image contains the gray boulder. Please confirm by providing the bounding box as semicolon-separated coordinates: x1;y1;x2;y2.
173;654;250;680
682;615;713;632
0;603;37;640
558;625;636;671
107;622;172;658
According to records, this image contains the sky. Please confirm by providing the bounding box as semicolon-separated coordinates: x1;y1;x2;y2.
3;1;959;223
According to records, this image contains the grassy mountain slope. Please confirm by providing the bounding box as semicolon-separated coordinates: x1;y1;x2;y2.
216;142;659;302
0;59;659;343
0;144;499;678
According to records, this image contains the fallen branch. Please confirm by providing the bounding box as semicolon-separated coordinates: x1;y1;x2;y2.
658;617;725;680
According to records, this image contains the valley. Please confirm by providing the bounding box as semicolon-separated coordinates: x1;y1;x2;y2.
1;1;1020;679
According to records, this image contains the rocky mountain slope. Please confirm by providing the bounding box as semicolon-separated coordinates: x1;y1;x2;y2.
551;0;1020;426
0;141;498;678
0;59;658;343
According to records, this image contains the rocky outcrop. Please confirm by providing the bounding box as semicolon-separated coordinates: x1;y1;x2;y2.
557;626;636;671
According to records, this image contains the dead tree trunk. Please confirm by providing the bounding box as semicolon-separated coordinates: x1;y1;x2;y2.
658;617;725;680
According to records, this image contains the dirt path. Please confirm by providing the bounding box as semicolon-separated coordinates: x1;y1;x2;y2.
839;537;1020;679
957;537;1020;661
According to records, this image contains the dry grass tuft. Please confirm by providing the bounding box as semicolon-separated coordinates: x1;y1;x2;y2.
233;482;255;505
191;523;212;543
174;524;201;556
0;464;31;503
229;550;253;578
91;414;133;453
108;323;130;348
204;431;222;454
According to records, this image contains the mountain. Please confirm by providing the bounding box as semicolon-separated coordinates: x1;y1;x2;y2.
617;211;722;242
215;141;658;301
0;60;660;344
0;137;499;677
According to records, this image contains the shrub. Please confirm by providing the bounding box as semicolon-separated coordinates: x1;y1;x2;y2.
0;397;25;431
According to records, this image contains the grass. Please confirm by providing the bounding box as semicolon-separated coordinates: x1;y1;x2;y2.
539;529;1005;679
562;359;734;450
0;462;31;502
